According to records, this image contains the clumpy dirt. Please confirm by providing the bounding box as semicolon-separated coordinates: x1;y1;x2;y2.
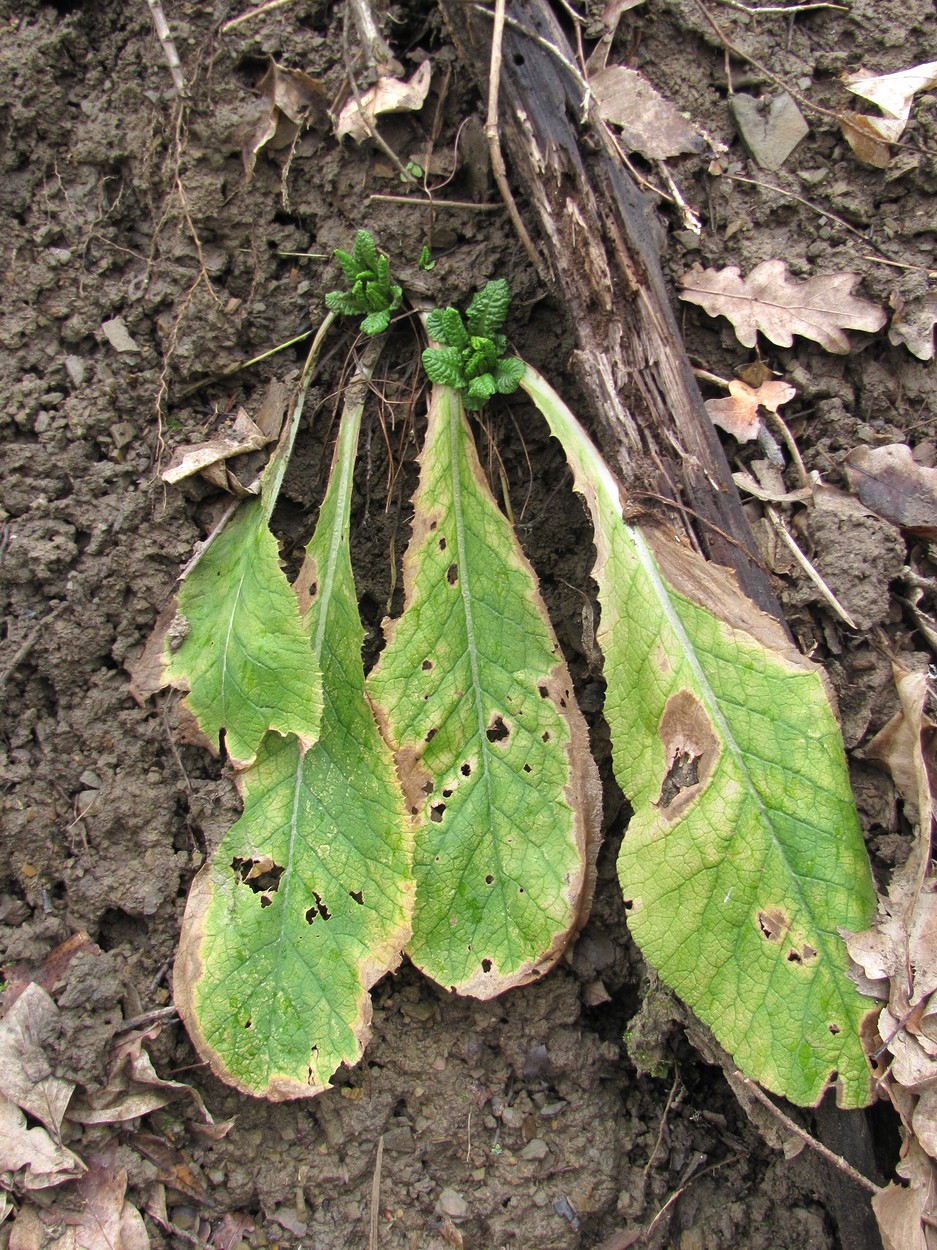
1;0;935;1247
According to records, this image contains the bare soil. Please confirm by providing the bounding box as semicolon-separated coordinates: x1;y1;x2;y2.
2;1;935;1247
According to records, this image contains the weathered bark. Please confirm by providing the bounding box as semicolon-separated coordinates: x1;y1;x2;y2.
438;0;783;620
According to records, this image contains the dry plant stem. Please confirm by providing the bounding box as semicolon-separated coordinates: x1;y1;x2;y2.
220;0;292;33
716;0;847;11
0;602;66;693
765;504;858;629
367;193;503;210
369;1136;384;1250
732;1071;881;1195
643;1071;681;1176
175;328;316;400
692;0;843;126
723;173;901;265
762;408;809;488
341;4;416;184
145;0;185;94
115;1005;180;1034
349;0;402;72
485;0;549;282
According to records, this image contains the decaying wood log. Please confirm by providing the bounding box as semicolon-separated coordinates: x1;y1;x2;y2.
437;0;783;621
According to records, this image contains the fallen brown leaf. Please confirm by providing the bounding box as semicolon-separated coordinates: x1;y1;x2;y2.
679;260;886;353
889;291;937;362
0;984;75;1138
241;59;329;177
704;377;795;443
336;60;431;143
0;1093;85;1191
590;66;704;160
10;1154;149;1250
844;444;937;541
845;61;937;145
871;1139;937;1250
162;409;268;484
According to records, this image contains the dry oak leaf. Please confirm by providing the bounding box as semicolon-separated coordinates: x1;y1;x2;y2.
844;443;937;541
679;260;886;353
704;377;795;443
590;65;704;159
845;61;937;145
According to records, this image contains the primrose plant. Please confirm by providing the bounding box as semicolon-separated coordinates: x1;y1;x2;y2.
324;228;402;335
422;279;525;409
163;233;878;1112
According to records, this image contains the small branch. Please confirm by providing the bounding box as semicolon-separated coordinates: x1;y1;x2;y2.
716;0;848;11
732;1071;882;1195
765;505;858;628
145;0;186;95
220;0;292;33
484;0;549;282
369;1135;385;1250
341;4;416;184
349;0;402;73
367;194;503;210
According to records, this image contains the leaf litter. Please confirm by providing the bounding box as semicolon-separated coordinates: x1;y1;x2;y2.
680;259;887;352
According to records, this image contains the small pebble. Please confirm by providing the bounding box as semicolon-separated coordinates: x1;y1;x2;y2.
437;1188;469;1220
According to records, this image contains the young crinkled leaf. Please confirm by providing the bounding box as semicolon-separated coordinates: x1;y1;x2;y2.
367;384;601;997
174;356;413;1099
520;364;878;1108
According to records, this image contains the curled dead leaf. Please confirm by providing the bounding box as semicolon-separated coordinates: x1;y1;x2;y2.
241;60;329;177
335;60;431;143
844;61;937;145
704;377;796;443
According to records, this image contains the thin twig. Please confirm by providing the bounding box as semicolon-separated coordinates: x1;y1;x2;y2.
643;1071;681;1177
0;603;66;693
115;1005;180;1035
732;1071;882;1195
762;407;809;489
716;0;847;11
367;194;503;210
145;0;186;94
369;1136;384;1250
484;0;548;281
220;0;292;33
473;5;588;93
341;4;416;184
765;504;858;628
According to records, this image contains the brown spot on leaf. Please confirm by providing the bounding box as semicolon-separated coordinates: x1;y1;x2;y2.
231;856;284;894
486;715;509;743
446;562;459;585
656;690;718;819
756;907;790;942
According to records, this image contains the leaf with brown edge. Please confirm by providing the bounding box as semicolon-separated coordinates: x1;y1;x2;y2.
367;383;601;999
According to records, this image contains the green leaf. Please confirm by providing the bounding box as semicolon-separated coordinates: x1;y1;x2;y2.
466;373;497;403
368;384;600;997
422;346;466;389
360;309;392;336
174;358;413;1099
334;248;360;286
520;364;877;1108
466;278;511;338
166;498;322;769
353;229;380;275
325;290;362;316
494;357;525;393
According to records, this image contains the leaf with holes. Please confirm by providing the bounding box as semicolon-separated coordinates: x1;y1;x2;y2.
165;498;323;768
163;385;329;771
367;384;601;997
521;363;877;1108
173;358;413;1100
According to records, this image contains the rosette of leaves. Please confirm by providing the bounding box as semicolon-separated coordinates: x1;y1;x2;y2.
325;229;402;335
422;278;525;410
